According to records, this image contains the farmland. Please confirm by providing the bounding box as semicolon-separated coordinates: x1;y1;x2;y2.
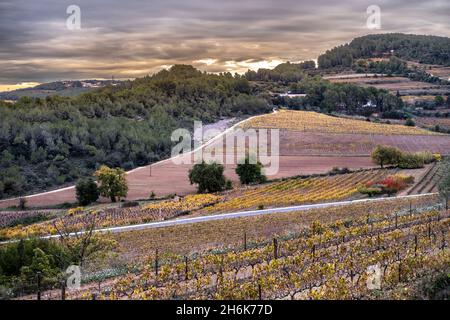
28;193;447;300
328;75;440;92
415;117;450;131
0;194;222;240
278;130;450;155
242;110;437;135
202;169;392;213
2;110;450;210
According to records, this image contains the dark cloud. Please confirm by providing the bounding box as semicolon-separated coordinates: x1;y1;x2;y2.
0;0;449;84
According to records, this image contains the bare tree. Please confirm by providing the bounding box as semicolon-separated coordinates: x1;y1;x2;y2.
53;214;115;268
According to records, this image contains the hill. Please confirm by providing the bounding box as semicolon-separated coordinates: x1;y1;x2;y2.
0;80;122;100
0;65;270;199
318;33;450;69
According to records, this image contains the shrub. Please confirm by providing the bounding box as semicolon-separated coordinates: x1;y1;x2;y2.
329;167;351;175
433;153;442;162
68;207;84;216
405;118;416;126
75;178;100;206
225;180;233;190
235;156;267;185
398;153;425;169
359;174;414;196
357;186;383;197
121;201;139;208
415;151;435;164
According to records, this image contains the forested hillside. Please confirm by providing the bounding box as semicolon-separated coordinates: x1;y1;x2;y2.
318;33;450;68
245;61;316;83
0;65;270;199
0;80;122;100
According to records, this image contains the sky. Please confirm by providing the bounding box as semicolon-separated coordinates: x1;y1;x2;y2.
0;0;449;90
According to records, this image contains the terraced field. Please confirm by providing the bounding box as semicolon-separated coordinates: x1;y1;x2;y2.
407;162;446;195
202;169;393;214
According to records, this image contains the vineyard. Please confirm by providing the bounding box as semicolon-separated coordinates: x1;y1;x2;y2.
407;162;446;195
0;194;222;240
242;110;438;135
203;170;394;213
57;202;449;300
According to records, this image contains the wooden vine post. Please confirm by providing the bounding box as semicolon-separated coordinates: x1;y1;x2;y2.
185;256;189;281
36;272;42;301
273;238;278;259
155;249;159;276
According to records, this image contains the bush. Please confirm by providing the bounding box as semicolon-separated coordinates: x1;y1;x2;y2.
75;178;99;206
398;153;425;169
433;153;442;162
235;156;267;185
121;201;139;208
329;167;351;175
415;151;435;164
225;180;233;190
360;174;414;196
405;118;416;126
357;186;383;197
68;207;84;216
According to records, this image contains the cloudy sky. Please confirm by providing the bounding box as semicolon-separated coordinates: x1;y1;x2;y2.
0;0;449;90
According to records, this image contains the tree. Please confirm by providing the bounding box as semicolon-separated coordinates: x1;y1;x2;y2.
188;161;227;193
53;215;116;268
405;118;416;127
235;156;267;185
94;166;128;202
75;178;99;206
438;161;450;210
371;145;402;168
434;95;445;107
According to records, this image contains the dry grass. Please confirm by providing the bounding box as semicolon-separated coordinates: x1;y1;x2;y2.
242;110;437;135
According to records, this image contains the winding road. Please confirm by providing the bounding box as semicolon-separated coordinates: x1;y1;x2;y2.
0;192;437;244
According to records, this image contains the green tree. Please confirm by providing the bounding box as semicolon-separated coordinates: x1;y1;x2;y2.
75;178;100;206
188;161;227;193
405;118;416;127
371;145;403;168
94;165;128;202
235;156;267;185
435;95;445;107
